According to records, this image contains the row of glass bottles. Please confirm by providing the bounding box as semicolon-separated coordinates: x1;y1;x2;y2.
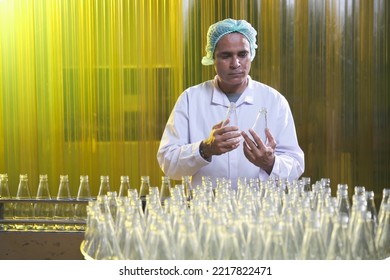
0;174;91;230
0;173;193;231
80;176;390;260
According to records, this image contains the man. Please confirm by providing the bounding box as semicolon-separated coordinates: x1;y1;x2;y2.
157;18;304;189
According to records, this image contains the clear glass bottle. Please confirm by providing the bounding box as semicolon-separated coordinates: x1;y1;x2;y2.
327;213;351;259
378;188;390;227
222;102;238;127
118;175;131;197
54;175;75;230
354;185;366;197
139;175;151;200
350;207;378;259
76;175;91;199
301;177;311;193
375;203;390;259
300;211;326;259
34;174;55;230
159;176;171;203
336;184;351;220
0;174;13;230
14;174;34;230
181;175;193;201
366;191;378;231
251;107;267;143
98;175;111;197
75;175;92;230
0;173;11;198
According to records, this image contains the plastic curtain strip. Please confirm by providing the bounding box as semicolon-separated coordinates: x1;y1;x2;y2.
0;0;389;198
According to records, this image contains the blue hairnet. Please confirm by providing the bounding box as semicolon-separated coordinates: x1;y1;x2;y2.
201;18;258;66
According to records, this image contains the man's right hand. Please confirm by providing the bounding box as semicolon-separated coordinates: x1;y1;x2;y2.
201;120;242;158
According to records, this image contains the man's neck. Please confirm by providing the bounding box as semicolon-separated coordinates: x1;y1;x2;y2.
217;78;248;95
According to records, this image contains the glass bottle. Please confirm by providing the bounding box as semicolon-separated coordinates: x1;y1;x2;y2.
0;173;11;198
182;175;193;201
327;213;351;260
301;177;311;193
14;174;34;230
222;102;238;127
139;176;150;208
0;174;13;230
336;184;351;221
366;191;378;231
54;175;75;230
350;207;378;259
98;175;110;197
118;175;131;197
300;211;326;259
262;223;286;260
375;203;390;259
354;185;366;197
378;188;390;227
251;107;267;143
34;174;55;230
123;216;147;259
76;175;91;199
159;176;171;203
75;175;92;230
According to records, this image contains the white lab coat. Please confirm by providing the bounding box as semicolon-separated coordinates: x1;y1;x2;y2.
157;76;304;188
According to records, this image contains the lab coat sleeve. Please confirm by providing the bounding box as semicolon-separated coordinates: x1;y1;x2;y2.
268;97;305;181
157;92;210;180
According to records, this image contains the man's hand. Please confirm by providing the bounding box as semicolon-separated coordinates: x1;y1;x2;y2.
241;128;276;174
201;119;242;159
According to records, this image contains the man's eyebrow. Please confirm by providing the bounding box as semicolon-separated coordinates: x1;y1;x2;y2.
218;50;249;55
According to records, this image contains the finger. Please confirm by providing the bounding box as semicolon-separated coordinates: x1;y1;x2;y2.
248;128;267;150
241;131;257;150
221;118;230;127
213;121;225;130
221;125;240;133
265;128;276;149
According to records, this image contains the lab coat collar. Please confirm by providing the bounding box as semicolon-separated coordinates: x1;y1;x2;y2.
211;75;255;107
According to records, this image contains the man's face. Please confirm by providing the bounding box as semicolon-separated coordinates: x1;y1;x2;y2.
214;32;251;93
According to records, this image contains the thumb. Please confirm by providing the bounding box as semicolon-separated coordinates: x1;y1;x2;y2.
213;120;225;129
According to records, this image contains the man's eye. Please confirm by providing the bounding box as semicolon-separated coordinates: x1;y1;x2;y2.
239;52;249;57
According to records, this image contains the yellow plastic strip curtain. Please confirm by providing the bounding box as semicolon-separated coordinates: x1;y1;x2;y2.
0;0;389;198
0;0;183;195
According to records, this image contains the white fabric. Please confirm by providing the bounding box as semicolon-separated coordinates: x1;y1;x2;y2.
157;76;305;188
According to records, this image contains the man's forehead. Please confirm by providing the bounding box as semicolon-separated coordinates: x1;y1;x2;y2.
215;34;250;52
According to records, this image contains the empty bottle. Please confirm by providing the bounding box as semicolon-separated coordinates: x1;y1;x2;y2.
251;107;267;143
222;102;238;127
14;174;34;230
34;174;55;230
375;203;390;259
98;175;111;197
0;174;12;216
350;207;378;259
0;173;11;198
118;175;131;197
336;184;351;220
378;188;390;227
139;175;151;201
0;174;13;230
54;175;75;230
75;175;92;230
182;175;193;201
160;176;171;203
366;191;378;231
301;211;326;259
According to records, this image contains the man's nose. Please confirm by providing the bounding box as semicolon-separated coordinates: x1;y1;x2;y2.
230;57;240;68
